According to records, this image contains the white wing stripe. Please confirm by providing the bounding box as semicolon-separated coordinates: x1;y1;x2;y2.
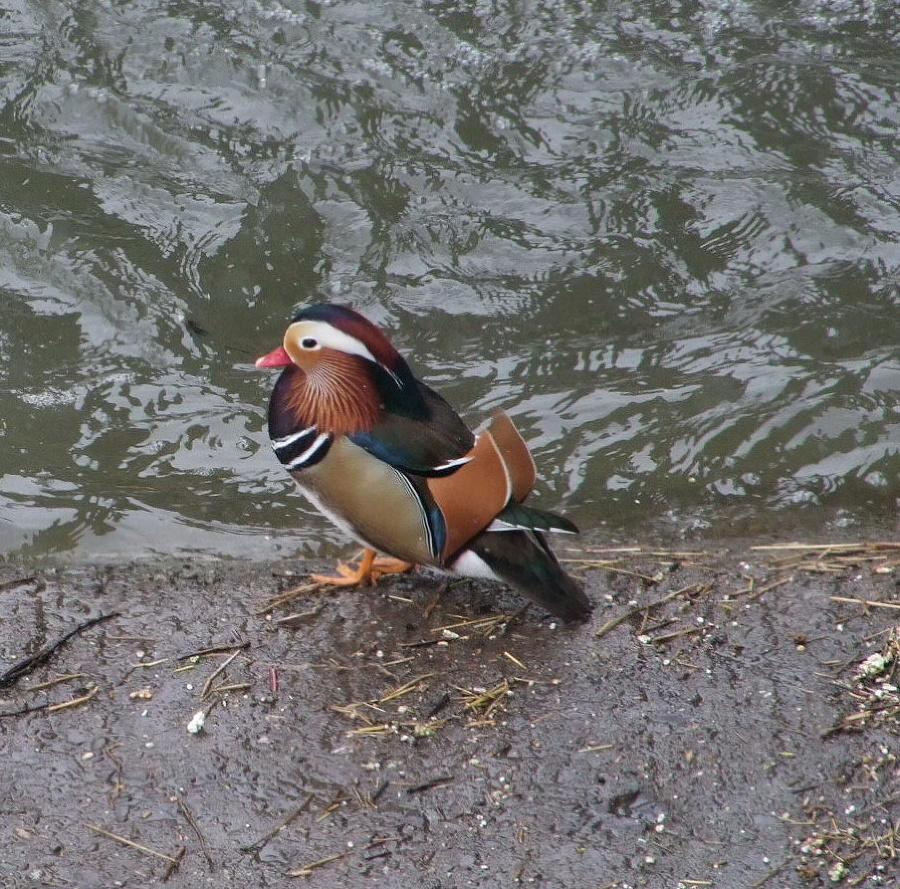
432;454;473;472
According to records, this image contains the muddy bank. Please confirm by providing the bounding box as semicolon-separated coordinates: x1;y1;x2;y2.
1;536;899;888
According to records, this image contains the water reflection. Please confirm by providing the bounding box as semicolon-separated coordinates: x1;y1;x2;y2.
2;0;900;559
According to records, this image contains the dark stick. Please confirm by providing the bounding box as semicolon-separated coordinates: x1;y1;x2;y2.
240;793;315;855
176;796;215;870
0;612;120;689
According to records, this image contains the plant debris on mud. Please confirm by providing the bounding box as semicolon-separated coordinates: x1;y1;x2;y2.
1;535;900;886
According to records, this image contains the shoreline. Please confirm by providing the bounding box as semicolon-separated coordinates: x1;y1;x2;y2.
2;536;899;886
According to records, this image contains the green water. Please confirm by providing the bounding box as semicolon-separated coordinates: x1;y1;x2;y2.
2;0;900;559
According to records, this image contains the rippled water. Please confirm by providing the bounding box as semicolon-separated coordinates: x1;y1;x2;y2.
2;0;900;560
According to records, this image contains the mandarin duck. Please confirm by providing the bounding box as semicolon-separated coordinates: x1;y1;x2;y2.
256;304;592;622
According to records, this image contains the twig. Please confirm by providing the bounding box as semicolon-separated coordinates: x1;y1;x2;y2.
206;682;252;695
200;649;245;700
274;608;324;625
259;582;324;615
563;560;661;583
565;546;643;554
406;775;454;794
729;577;792;601
595;586;695;639
398;638;441;649
751;542;900;552
86;823;179;862
503;651;527;670
177;641;249;661
751;862;786;887
0;612;120;688
29;673;88;691
371;780;389;803
285;851;351;878
0;702;52;719
432;615;513;634
830;596;900;611
0;575;37;592
315;794;348;822
241;794;315;854
650;627;703;645
457;679;511;720
161;846;186;882
176;796;214;870
378;674;434;703
48;686;100;711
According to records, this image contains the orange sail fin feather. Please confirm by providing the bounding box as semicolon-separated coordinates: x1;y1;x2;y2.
427;412;535;562
256;304;592;622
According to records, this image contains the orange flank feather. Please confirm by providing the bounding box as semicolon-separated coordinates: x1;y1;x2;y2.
427;411;535;561
481;409;537;503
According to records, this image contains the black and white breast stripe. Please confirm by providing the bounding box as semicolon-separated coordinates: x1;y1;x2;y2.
272;427;332;471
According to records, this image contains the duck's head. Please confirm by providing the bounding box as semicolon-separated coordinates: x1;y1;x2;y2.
256;304;422;437
256;304;407;379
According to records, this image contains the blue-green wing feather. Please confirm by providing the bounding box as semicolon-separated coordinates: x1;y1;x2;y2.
348;379;474;476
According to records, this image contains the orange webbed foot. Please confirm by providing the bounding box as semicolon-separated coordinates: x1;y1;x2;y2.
312;548;414;587
370;556;414;581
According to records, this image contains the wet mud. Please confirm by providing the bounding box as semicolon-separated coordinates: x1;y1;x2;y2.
2;535;899;888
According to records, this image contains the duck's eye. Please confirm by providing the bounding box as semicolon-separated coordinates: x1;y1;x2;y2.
300;337;319;349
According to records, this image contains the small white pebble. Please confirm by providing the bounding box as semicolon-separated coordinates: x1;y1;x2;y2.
187;711;206;734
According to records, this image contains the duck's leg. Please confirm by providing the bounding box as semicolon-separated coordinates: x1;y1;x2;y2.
370;556;414;580
312;548;413;586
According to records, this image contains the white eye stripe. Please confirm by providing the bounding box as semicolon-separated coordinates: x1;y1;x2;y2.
290;320;378;364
